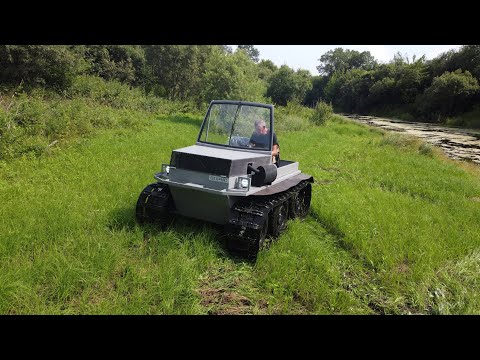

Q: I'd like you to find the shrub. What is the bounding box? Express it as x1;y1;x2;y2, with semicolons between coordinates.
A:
418;142;434;157
310;100;333;126
416;70;480;120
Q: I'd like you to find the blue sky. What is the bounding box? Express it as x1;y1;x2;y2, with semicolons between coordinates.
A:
231;45;462;75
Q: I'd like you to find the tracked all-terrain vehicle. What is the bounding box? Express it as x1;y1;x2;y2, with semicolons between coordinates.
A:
136;100;313;258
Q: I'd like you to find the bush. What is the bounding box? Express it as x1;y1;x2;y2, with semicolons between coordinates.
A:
68;75;204;116
310;101;333;126
418;142;434;157
68;75;145;109
275;102;313;132
416;70;480;120
0;76;208;161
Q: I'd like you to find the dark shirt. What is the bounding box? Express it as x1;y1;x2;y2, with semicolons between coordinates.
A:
249;131;278;149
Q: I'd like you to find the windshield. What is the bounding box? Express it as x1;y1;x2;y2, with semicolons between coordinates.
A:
198;103;273;151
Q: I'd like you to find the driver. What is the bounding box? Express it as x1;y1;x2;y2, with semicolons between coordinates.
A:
249;119;280;164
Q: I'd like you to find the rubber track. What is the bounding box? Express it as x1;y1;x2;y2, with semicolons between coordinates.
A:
136;183;172;226
225;179;311;258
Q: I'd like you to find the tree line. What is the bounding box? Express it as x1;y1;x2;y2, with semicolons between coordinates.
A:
314;46;480;125
1;45;479;126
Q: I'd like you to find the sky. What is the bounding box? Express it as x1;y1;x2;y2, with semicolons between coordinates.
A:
232;45;462;75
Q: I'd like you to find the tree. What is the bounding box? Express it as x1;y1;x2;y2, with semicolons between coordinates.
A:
74;45;146;86
237;45;260;63
394;57;428;104
303;75;329;107
427;46;480;81
324;69;373;113
201;46;265;103
368;77;399;109
0;45;83;89
219;45;233;54
266;65;312;106
317;48;377;76
416;70;480;119
143;45;214;101
257;59;278;81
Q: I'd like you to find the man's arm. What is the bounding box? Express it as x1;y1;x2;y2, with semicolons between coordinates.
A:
272;144;279;156
248;133;256;147
272;132;279;156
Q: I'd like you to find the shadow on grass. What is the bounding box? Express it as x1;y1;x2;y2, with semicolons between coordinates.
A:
309;209;379;273
106;205;255;264
310;207;374;255
163;114;203;128
107;206;138;232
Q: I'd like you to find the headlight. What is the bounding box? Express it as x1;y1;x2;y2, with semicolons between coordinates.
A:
161;164;174;176
237;177;250;190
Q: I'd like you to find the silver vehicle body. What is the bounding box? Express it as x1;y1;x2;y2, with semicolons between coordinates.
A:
153;100;310;225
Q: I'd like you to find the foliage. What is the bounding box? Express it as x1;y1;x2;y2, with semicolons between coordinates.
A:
0;76;204;161
310;100;333;125
266;66;313;106
0;45;84;89
219;45;233;54
303;75;329;107
368;76;399;108
143;45;215;101
237;45;260;63
2;45;480;128
201;47;266;103
317;48;377;76
416;70;480;120
74;45;147;86
324;69;373;113
428;45;480;80
257;59;278;81
274;102;313;132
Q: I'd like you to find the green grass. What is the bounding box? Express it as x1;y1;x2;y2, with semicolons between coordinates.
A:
1;112;479;314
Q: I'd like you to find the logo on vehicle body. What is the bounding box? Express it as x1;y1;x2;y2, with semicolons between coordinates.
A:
209;175;228;183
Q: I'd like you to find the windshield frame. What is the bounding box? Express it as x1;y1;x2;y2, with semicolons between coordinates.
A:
196;100;274;152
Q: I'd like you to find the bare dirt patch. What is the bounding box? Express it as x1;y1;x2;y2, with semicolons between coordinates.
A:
199;286;253;315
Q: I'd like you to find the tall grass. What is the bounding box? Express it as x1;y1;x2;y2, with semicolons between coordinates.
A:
274;102;313;133
1;105;479;314
0;76;204;162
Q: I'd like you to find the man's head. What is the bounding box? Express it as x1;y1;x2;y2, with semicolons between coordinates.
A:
254;119;268;134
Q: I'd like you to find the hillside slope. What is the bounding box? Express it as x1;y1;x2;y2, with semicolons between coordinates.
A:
1;114;479;314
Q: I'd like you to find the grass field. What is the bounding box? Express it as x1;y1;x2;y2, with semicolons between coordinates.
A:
1;113;479;314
